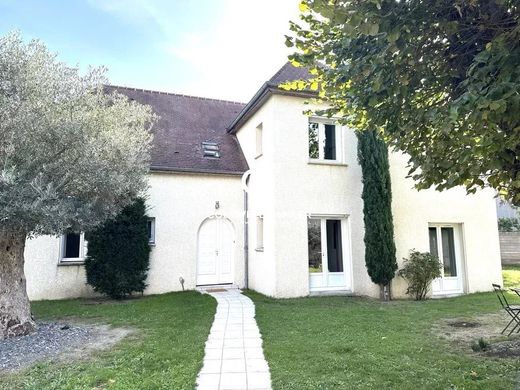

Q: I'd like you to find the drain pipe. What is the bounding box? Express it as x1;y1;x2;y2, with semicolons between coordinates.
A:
241;170;251;290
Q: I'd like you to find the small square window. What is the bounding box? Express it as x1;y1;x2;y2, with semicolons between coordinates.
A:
256;123;263;158
256;216;264;251
60;233;86;262
147;218;156;244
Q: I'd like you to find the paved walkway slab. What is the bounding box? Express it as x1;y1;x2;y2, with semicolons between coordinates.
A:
196;288;272;390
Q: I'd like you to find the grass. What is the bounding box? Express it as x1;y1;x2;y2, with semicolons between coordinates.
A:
503;264;520;288
248;291;520;389
0;291;216;390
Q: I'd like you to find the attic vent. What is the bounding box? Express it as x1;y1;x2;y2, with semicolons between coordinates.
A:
202;141;220;158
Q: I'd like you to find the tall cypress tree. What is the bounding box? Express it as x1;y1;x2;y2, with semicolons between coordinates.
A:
357;130;397;300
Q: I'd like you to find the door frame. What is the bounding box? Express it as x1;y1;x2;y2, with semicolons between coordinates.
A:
429;223;466;296
307;213;353;292
196;215;235;286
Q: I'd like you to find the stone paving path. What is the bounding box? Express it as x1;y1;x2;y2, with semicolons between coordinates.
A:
196;288;272;390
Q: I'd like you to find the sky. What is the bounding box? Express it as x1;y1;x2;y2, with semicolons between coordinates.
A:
0;0;301;102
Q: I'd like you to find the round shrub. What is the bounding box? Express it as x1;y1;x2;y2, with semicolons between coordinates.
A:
398;250;442;300
85;198;151;299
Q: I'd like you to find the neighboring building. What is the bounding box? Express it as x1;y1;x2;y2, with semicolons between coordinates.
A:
24;63;503;301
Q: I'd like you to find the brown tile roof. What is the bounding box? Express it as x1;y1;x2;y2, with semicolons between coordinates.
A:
227;62;315;133
106;86;249;175
268;62;313;86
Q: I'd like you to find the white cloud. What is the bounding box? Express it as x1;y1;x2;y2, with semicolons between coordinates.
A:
88;0;301;101
166;0;301;101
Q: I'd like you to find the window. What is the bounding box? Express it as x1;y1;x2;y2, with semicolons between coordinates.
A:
308;120;340;161
202;141;220;158
308;218;343;273
256;216;264;251
60;233;86;262
255;123;263;158
147;218;156;244
429;225;457;277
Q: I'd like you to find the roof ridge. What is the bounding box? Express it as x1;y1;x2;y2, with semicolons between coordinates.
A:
107;84;246;105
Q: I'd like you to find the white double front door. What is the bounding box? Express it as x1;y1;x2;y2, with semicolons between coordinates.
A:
429;224;464;295
197;217;234;286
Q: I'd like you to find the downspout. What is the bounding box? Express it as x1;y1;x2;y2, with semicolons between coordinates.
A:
244;189;249;289
241;170;251;290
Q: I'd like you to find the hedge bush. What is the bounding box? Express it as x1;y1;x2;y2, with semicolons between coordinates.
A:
85;198;151;299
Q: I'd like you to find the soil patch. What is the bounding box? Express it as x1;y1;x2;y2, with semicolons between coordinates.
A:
0;321;134;373
485;339;520;358
433;312;520;357
448;321;480;328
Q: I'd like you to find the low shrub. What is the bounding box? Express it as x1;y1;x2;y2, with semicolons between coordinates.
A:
471;338;490;352
398;250;442;300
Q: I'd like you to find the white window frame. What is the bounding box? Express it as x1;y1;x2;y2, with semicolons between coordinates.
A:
255;123;263;158
256;215;264;251
308;118;343;163
59;232;87;263
148;217;156;245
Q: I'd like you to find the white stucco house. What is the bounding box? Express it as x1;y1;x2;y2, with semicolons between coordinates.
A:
24;63;503;301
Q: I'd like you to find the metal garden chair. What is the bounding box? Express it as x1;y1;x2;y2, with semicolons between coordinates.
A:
492;284;520;336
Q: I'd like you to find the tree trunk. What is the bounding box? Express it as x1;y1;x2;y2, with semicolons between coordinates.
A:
0;229;35;339
379;283;391;301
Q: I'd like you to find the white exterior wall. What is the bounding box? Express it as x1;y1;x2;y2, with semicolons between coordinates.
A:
236;93;502;298
25;236;94;301
145;173;244;294
237;94;366;298
24;93;502;301
236;102;278;296
24;172;245;301
390;151;503;297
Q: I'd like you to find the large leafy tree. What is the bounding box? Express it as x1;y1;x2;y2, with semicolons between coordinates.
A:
286;0;520;204
357;130;397;300
0;32;155;338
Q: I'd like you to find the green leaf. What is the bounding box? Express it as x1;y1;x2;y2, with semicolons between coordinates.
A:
369;23;380;36
387;30;400;43
489;101;501;111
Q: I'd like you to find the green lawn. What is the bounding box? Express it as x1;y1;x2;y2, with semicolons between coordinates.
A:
248;291;520;389
503;264;520;289
0;292;216;390
3;266;520;390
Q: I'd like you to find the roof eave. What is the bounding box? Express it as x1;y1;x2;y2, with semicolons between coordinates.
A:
226;83;318;134
150;165;246;176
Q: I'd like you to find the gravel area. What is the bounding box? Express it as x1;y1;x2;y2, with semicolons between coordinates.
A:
0;322;132;372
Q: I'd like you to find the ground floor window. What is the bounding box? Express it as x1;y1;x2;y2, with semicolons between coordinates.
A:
60;233;86;262
147;217;156;244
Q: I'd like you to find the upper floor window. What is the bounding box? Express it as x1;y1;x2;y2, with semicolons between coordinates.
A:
256;215;264;251
255;123;263;158
308;120;341;162
60;232;86;262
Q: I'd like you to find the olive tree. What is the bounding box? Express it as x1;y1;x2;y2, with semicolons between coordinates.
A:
0;32;155;338
286;0;520;204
